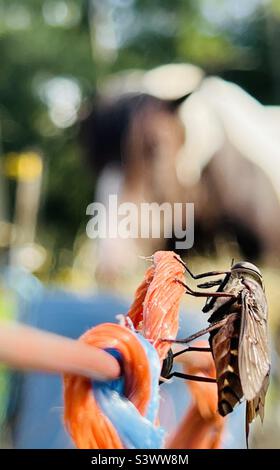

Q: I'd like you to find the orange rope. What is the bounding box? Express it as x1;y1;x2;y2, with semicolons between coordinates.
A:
63;252;226;449
64;323;152;449
128;251;186;362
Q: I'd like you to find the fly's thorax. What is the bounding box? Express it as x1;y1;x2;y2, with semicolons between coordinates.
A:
204;272;243;319
233;269;267;319
240;272;264;292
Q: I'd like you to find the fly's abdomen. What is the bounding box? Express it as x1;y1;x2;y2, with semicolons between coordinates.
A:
211;312;243;417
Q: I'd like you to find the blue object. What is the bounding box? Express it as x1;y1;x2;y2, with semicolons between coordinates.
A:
93;337;164;449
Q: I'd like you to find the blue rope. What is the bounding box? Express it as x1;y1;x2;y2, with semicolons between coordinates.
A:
92;335;165;449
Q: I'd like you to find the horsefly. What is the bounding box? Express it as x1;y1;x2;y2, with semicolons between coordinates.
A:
164;258;270;442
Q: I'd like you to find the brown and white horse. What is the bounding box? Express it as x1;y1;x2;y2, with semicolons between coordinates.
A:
80;64;280;279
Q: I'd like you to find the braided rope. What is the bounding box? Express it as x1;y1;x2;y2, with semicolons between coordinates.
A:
63;251;224;449
64;323;164;449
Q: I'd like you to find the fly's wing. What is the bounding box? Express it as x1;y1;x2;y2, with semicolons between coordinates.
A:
238;285;270;401
246;373;270;447
246;373;270;425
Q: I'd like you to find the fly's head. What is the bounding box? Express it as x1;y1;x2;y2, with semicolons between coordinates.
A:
231;261;264;289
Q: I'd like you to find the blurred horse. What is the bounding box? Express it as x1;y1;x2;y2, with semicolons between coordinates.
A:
80;64;280;279
80;92;188;278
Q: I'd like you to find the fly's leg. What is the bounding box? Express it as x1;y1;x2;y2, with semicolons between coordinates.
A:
174;256;230;280
197;279;224;289
175;278;236;299
162;318;228;344
173;346;211;359
165;372;216;383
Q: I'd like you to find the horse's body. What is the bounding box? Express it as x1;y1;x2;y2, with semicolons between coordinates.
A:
80;67;280;277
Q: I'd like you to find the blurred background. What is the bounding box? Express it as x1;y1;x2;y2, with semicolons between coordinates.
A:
1;0;280;449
